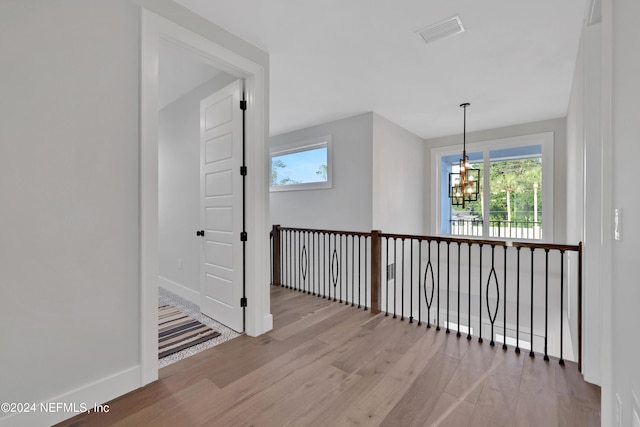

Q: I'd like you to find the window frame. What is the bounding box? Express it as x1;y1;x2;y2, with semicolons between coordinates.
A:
431;132;554;242
269;135;332;192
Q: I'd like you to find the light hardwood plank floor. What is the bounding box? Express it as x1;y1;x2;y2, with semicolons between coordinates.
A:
58;286;600;427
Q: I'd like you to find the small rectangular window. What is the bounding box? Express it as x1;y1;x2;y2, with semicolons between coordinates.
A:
270;136;332;192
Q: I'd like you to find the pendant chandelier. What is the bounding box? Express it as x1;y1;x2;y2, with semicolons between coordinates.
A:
448;103;480;208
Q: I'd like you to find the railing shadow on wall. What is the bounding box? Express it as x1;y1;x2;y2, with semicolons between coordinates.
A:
270;225;582;370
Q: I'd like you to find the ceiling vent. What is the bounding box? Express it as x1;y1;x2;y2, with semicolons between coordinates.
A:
417;15;465;44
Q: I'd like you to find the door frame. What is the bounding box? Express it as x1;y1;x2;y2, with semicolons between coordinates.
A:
140;10;271;386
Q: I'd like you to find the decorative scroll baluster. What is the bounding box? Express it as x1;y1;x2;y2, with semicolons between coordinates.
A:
301;233;308;293
487;244;500;346
423;240;435;329
331;234;339;302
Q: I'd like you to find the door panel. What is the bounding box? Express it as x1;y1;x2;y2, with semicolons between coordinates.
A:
200;79;243;332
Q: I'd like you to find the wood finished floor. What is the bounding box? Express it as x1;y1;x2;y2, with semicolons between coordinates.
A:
58;286;600;427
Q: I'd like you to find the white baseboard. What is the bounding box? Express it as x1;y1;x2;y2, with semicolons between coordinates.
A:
263;313;273;333
158;275;200;305
0;365;141;427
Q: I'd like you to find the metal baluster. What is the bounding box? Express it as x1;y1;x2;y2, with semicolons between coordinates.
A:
478;243;483;343
559;250;565;365
315;232;319;296
418;240;421;326
410;239;414;324
457;241;461;337
343;234;347;304
393;238;398;319
468;242;472;340
364;237;368;311
503;246;508;350
323;233;327;298
544;248;550;361
351;235;355;307
516;246;521;353
357;236;361;308
386;237;389;316
446;241;451;333
338;234;342;302
401;238;405;321
530;247;535;358
287;230;291;289
296;230;299;291
436;241;441;331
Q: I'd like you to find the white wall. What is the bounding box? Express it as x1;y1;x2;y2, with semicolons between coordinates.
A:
372;113;425;234
424;118;568;242
609;0;640;425
158;73;236;300
0;0;141;417
566;12;604;386
270;113;374;232
0;1;268;425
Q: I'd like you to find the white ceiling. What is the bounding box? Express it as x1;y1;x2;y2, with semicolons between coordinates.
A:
174;0;588;139
159;39;223;109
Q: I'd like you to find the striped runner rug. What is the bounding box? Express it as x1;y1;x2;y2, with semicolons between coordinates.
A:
158;305;221;359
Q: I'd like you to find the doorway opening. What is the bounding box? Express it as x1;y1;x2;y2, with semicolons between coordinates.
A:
157;39;244;366
141;9;271;386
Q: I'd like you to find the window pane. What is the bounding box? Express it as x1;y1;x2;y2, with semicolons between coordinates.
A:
271;146;328;186
443;152;483;237
488;145;542;239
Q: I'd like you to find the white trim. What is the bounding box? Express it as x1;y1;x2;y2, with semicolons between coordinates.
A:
158;275;201;304
431;132;554;242
141;10;270;387
0;366;140;427
270;135;333;192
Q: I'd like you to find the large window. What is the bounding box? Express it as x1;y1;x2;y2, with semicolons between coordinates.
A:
270;135;332;192
433;133;553;241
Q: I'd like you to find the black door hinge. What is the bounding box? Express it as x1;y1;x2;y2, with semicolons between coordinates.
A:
240;100;247;111
240;297;247;307
240;231;247;242
240;166;247;176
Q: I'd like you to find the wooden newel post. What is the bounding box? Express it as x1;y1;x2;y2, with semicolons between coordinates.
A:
272;224;281;286
371;230;382;314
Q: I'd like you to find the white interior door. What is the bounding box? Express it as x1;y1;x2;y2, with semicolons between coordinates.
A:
200;79;244;332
